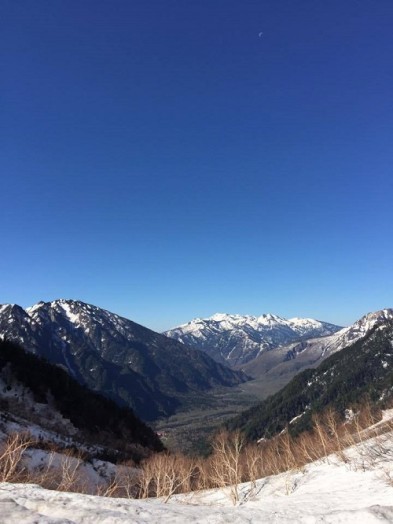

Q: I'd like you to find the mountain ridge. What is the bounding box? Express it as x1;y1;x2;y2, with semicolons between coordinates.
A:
164;312;342;367
226;313;393;441
245;308;393;375
0;300;246;421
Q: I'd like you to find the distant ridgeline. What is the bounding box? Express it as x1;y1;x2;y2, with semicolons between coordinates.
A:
164;312;342;368
0;339;164;459
226;320;393;440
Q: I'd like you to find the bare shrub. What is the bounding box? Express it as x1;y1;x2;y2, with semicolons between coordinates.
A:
324;408;347;462
108;461;139;498
242;443;262;490
139;452;196;502
280;431;298;471
28;451;58;489
2;404;392;503
261;437;281;476
193;457;212;492
209;430;245;504
296;430;319;465
56;449;85;492
312;414;332;462
0;432;32;482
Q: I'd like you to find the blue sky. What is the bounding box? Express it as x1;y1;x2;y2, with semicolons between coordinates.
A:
1;0;393;331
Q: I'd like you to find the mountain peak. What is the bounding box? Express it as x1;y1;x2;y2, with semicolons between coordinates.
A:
164;313;342;367
360;308;393;323
0;303;28;319
210;313;234;322
347;308;393;336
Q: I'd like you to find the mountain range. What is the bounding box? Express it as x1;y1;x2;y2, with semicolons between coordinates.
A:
2;300;392;433
164;313;342;367
164;310;393;407
227;310;393;440
0;300;245;421
241;308;393;378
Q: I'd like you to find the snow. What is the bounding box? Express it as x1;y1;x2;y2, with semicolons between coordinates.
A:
168;313;338;336
59;339;77;379
279;308;393;364
26;302;45;315
0;463;391;523
289;412;304;424
164;311;343;367
1;432;393;523
167;309;393;363
210;313;233;322
57;302;81;325
21;448;119;494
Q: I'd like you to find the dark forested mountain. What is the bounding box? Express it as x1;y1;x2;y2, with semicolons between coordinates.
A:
164;313;341;367
227;315;393;441
0;339;163;460
0;300;246;421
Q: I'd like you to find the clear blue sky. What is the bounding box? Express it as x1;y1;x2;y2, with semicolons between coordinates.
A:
1;0;393;331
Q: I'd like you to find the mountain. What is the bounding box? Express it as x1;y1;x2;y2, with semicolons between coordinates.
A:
164;313;341;367
0;338;164;461
242;308;393;378
0;300;246;421
227;311;393;441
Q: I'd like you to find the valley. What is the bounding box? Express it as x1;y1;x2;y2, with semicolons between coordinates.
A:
1;300;393;523
1;301;392;456
153;375;294;455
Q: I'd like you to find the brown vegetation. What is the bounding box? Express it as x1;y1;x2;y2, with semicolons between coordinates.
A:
1;403;393;504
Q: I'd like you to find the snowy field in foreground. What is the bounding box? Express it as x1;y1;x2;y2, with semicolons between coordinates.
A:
1;447;393;524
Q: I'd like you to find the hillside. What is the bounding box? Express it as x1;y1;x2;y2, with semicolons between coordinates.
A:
227;318;393;440
2;423;393;522
0;300;246;421
0;339;163;460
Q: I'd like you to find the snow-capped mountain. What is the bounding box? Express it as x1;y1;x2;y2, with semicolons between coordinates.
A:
242;308;393;379
164;313;342;367
0;300;245;420
229;309;393;441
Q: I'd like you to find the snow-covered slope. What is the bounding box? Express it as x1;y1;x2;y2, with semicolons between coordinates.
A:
0;366;142;497
2;427;393;523
164;313;341;367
